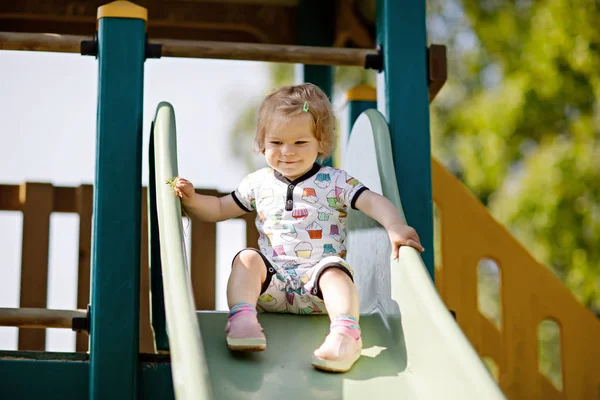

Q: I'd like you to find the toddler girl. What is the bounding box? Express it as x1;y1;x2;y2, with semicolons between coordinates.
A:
173;83;423;372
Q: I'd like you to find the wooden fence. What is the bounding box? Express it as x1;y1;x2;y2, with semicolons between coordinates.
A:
0;182;257;353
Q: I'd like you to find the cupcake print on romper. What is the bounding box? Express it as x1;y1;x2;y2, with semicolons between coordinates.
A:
339;244;347;259
260;188;274;206
329;224;342;242
273;245;286;260
346;177;360;187
294;242;313;259
326;188;344;208
281;224;298;241
270;209;283;225
282;261;299;277
306;222;323;239
317;206;334;221
314;173;331;189
301;188;319;204
322;243;336;256
292;205;308;221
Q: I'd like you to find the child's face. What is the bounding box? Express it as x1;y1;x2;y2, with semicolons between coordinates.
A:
263;113;320;180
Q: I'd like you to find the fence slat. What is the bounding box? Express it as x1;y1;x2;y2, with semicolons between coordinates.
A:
75;184;93;352
18;182;53;351
191;219;216;310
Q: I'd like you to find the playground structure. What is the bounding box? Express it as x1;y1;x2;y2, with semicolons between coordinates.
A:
0;1;599;399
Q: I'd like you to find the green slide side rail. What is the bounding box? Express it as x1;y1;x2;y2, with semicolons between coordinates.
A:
344;109;505;399
150;102;213;400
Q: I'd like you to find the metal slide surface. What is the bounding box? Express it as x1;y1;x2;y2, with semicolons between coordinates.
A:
152;103;505;399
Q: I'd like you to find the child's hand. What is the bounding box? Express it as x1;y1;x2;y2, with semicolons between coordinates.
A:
169;177;195;201
387;222;424;259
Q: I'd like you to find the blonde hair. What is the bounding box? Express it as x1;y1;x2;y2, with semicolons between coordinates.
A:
255;83;336;160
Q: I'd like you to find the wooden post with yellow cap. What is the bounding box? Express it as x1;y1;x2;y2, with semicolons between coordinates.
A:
347;84;378;132
89;2;147;399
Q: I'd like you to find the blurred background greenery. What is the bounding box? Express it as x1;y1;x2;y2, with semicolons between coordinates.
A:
428;0;599;319
429;1;598;387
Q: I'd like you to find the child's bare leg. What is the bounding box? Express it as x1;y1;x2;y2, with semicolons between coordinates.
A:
313;267;362;372
317;268;359;321
225;250;268;352
227;250;267;307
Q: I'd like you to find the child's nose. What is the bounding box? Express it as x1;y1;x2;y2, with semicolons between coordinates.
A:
282;145;295;155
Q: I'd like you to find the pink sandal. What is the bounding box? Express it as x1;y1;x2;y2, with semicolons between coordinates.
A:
225;313;266;352
312;330;362;372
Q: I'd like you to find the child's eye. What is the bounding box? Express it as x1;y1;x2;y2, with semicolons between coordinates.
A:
270;141;282;145
296;141;307;145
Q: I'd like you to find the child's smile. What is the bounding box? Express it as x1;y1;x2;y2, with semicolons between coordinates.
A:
264;113;320;180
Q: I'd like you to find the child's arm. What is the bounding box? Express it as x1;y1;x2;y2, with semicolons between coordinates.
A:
172;177;246;223
354;190;424;259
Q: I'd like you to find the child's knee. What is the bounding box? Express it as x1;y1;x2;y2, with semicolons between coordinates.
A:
234;250;261;267
319;266;354;287
232;250;267;277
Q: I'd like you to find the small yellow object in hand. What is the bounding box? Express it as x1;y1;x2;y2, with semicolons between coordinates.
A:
166;177;177;188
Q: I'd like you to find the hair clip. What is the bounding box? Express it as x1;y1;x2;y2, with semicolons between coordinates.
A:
303;101;309;112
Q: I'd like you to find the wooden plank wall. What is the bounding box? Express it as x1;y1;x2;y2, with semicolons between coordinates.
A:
0;183;254;353
432;159;600;400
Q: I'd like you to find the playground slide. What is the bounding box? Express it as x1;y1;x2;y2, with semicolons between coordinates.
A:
152;103;505;399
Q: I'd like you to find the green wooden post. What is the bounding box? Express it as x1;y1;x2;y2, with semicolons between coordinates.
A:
376;0;435;280
297;0;335;166
89;2;147;399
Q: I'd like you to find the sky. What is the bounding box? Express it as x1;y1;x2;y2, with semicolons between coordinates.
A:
0;50;274;351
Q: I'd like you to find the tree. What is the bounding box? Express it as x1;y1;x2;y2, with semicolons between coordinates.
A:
428;0;600;315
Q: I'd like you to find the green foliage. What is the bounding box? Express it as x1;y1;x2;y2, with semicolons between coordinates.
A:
428;0;600;316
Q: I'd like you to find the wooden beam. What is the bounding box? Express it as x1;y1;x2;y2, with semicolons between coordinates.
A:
0;308;86;329
160;38;378;66
0;184;20;211
0;184;81;213
0;32;82;53
0;32;379;67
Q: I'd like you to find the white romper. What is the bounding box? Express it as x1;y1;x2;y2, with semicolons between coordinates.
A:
232;163;368;314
